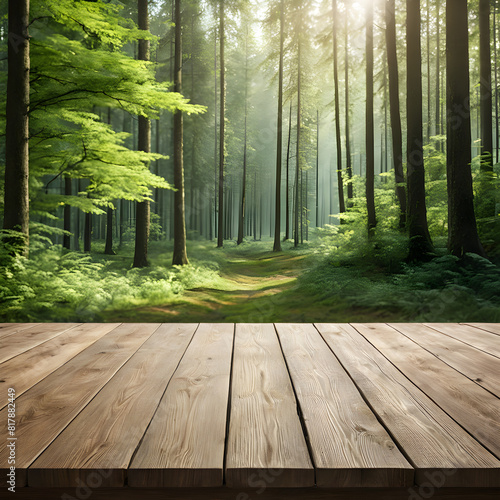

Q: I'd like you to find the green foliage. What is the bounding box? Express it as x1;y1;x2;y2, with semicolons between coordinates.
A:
0;236;229;322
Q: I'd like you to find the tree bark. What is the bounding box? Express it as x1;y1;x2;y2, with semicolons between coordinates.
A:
284;101;292;240
385;0;406;228
217;0;225;248
435;0;441;148
494;0;499;164
63;177;71;250
345;8;353;203
294;39;301;248
273;0;284;252
333;0;345;216
480;0;493;169
407;0;433;261
133;0;151;268
316;110;320;226
172;0;189;265
446;0;485;258
3;0;30;254
238;28;250;246
365;0;376;235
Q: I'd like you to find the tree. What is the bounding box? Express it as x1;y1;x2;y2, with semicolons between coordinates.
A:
238;26;250;246
172;0;189;265
133;0;152;268
385;0;406;228
273;0;284;252
406;0;433;260
332;0;345;217
446;0;485;257
217;0;225;248
345;4;353;204
365;0;376;235
3;0;30;254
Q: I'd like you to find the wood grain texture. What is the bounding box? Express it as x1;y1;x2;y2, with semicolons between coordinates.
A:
390;323;500;397
315;323;500;487
9;488;500;500
0;323;79;363
352;324;500;460
425;323;500;358
0;323;120;409
128;324;234;488
28;324;198;488
225;324;314;488
465;323;500;337
0;323;159;487
0;323;38;340
275;323;413;488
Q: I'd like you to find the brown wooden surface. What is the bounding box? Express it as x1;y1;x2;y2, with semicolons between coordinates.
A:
0;323;120;409
29;324;198;488
315;323;500;487
275;323;413;488
225;324;314;488
391;323;500;397
0;323;78;363
0;323;38;340
1;322;499;493
465;323;500;336
128;324;234;488
352;323;500;460
424;323;500;358
0;323;159;487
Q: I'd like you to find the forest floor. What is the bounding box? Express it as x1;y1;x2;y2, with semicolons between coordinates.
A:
102;240;405;323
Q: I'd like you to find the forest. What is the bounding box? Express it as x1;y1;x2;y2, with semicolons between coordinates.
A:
1;0;500;323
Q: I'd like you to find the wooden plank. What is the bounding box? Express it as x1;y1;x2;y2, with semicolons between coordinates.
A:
275;323;413;488
9;488;500;500
225;324;314;488
390;323;500;397
0;323;79;363
0;323;159;488
28;324;198;488
424;323;500;359
128;323;234;488
0;323;120;409
0;323;39;340
352;324;500;460
315;323;500;487
465;323;500;337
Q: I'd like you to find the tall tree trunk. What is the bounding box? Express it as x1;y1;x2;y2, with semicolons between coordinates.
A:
365;0;376;235
133;0;151;268
316;110;320;226
63;177;71;250
238;29;249;246
273;0;284;252
217;0;225;248
435;0;441;149
494;0;499;164
480;0;493;170
84;202;92;253
172;0;189;265
294;40;301;248
426;0;431;142
407;0;433;261
385;0;407;228
446;0;485;257
345;7;353;203
74;180;81;250
212;26;218;241
285;101;292;240
333;0;345;216
3;0;30;254
104;108;115;255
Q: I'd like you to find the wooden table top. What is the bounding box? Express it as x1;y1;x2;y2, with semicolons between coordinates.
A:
0;322;499;499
